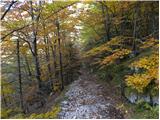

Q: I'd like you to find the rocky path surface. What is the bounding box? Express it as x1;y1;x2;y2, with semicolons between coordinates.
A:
58;69;124;119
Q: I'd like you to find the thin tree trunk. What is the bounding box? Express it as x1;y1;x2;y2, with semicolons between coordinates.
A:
44;36;52;89
30;1;42;89
50;39;57;79
120;6;124;36
151;3;156;38
56;19;64;90
17;39;24;112
132;3;138;56
105;8;110;40
1;0;17;20
33;38;42;89
101;2;110;40
24;55;32;76
101;4;107;35
69;47;73;83
1;86;8;107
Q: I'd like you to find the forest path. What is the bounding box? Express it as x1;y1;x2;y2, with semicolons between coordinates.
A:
58;68;124;119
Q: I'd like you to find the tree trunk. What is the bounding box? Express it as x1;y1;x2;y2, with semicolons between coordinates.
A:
1;86;8;107
56;20;64;91
50;39;57;79
101;3;110;40
69;47;73;83
33;38;42;89
132;3;139;56
17;39;24;112
30;1;42;90
44;36;52;89
24;55;32;77
120;6;125;36
101;4;107;34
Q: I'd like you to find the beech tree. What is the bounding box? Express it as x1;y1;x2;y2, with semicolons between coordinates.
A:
1;1;158;119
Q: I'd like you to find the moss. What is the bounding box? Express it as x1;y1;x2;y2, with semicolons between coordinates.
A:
1;108;25;119
1;109;13;119
10;113;25;119
29;105;61;119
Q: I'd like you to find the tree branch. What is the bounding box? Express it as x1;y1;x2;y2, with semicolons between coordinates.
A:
1;2;78;41
1;0;17;20
44;2;78;20
16;32;35;56
1;24;30;41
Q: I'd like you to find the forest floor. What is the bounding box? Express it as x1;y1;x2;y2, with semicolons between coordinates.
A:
57;68;124;119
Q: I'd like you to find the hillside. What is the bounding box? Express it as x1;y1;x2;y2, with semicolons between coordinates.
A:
1;1;159;119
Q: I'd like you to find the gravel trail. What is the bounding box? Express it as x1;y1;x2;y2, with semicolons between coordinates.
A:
58;69;124;119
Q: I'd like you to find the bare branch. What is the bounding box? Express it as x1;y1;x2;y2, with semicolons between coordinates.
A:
1;0;17;20
1;2;78;40
1;24;30;41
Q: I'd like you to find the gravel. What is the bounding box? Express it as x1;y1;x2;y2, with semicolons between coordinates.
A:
58;70;123;119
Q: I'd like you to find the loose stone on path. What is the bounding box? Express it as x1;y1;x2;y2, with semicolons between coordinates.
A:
58;69;124;119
